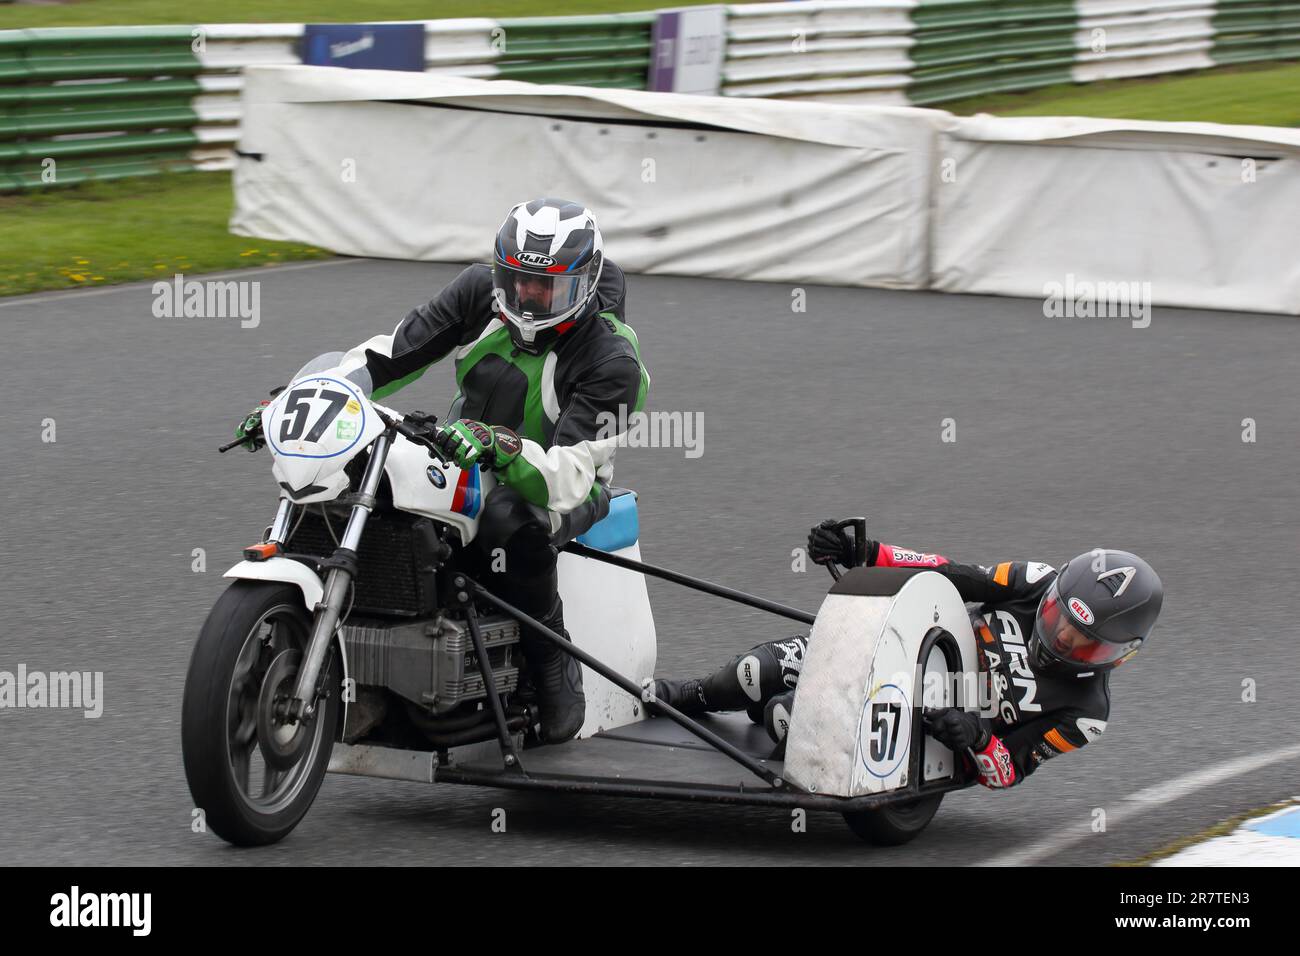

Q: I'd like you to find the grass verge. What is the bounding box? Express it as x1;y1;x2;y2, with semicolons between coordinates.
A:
2;171;330;297
0;0;687;29
943;62;1300;127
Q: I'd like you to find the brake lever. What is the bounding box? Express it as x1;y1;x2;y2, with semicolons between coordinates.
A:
383;409;452;465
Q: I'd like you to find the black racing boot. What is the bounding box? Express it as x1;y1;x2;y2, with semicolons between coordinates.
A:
651;678;709;715
764;689;797;759
764;689;796;745
520;597;586;744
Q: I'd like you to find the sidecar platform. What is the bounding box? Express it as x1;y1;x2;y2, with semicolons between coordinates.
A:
426;711;967;813
442;711;784;794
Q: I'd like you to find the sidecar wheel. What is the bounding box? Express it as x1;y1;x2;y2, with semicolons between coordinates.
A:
842;793;944;847
182;581;341;847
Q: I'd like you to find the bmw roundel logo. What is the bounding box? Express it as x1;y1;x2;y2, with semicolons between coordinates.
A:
426;465;446;489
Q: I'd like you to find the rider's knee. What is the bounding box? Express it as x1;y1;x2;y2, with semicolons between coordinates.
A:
476;484;552;566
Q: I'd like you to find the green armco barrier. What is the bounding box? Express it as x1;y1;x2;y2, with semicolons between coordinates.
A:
909;0;1077;104
1;129;197;160
0;26;208;191
911;0;1078;30
495;13;656;32
0;149;198;191
494;13;654;91
0;77;201;106
495;54;651;81
0;104;199;139
1212;1;1300;64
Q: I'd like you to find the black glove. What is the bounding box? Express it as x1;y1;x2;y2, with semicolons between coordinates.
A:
923;707;990;751
807;518;877;568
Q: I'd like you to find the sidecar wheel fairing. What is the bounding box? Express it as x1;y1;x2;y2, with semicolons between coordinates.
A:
783;568;978;798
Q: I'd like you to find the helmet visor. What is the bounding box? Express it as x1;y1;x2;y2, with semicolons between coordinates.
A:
493;261;590;325
1034;581;1139;668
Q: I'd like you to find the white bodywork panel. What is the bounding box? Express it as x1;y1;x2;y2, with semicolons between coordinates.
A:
224;555;324;608
783;571;977;797
382;435;486;545
558;542;657;737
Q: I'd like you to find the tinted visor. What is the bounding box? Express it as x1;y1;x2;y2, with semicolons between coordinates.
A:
1034;581;1139;668
493;261;590;324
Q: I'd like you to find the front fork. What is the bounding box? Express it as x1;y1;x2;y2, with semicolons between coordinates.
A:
286;432;394;723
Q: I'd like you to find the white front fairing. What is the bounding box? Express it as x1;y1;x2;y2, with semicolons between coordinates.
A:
265;374;384;504
262;371;490;543
250;367;657;740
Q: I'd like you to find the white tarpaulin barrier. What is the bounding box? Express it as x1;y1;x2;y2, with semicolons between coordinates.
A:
230;65;942;289
931;114;1300;315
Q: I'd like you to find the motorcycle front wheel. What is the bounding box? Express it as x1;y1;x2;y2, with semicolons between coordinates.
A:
182;581;341;846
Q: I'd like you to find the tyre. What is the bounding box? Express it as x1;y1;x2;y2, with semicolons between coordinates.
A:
182;581;341;846
842;793;944;846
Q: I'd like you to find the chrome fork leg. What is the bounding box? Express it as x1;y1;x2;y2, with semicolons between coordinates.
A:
288;433;392;721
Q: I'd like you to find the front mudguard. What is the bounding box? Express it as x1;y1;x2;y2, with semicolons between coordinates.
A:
222;557;350;726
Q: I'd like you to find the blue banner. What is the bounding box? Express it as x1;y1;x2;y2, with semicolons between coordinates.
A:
301;24;425;72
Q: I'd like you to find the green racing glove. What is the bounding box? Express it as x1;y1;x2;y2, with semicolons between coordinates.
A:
235;400;271;452
433;419;523;471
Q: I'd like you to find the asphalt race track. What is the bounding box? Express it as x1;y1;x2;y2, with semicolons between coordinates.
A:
3;258;1297;866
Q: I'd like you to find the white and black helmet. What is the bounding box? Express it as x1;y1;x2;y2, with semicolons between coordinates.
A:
1030;549;1164;677
492;198;604;352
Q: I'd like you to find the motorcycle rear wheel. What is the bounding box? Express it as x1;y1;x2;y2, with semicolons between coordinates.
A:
182;581;340;846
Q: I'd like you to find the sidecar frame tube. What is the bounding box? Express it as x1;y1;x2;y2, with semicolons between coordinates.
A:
433;764;970;812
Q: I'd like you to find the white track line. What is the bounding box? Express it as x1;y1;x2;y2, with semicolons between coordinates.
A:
0;257;366;310
985;742;1300;866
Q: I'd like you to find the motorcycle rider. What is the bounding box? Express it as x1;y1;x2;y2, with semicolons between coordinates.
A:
655;521;1163;789
235;198;650;744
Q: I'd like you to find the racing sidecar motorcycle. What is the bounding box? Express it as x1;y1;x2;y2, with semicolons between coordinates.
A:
181;372;979;848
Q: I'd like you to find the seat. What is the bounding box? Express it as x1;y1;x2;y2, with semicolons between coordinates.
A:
577;488;639;552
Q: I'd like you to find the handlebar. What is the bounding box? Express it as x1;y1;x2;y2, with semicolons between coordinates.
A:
820;516;868;582
375;407;452;465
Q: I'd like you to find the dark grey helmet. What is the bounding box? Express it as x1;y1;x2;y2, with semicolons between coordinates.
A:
1029;550;1163;677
